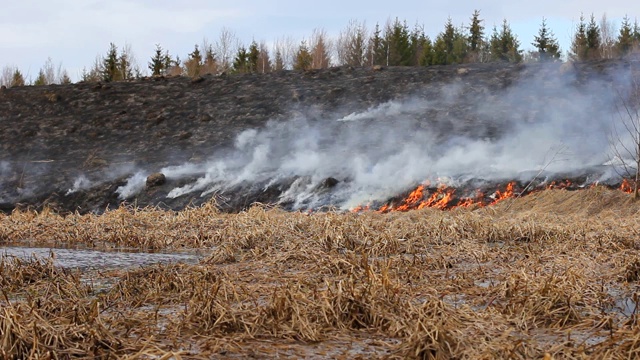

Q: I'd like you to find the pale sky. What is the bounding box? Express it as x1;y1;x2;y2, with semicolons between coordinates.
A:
1;1;639;81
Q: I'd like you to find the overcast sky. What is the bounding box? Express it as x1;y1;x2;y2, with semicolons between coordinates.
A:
1;1;639;81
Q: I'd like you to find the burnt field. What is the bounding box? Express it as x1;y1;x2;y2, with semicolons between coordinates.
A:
0;59;637;213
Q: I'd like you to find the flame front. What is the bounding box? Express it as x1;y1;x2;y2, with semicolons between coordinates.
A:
350;178;633;214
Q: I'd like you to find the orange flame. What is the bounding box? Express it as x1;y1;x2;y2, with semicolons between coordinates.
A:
547;179;572;190
491;182;516;205
621;179;633;194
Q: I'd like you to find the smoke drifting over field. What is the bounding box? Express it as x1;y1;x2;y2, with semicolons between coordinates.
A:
111;62;636;210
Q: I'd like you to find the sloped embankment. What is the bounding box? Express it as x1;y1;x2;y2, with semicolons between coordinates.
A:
0;60;631;213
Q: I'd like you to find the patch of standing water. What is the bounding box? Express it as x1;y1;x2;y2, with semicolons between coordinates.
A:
0;246;201;270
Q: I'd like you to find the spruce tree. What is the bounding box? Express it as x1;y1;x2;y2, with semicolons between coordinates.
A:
233;46;249;73
11;69;25;87
618;16;634;57
368;23;386;66
432;18;466;65
185;45;203;77
468;10;485;62
532;18;561;61
149;44;165;76
585;14;601;60
384;18;413;66
202;45;217;74
248;41;260;72
570;14;588;61
468;10;484;52
274;49;285;71
293;41;313;70
102;43;119;82
33;70;47;86
489;20;522;63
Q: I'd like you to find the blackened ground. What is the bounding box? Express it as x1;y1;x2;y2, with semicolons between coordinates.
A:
0;60;633;214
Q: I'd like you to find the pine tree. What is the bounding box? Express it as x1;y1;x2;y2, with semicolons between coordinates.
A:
467;10;485;62
418;36;434;66
293;41;313;70
409;24;427;66
468;10;484;52
233;46;249;73
384;18;413;66
149;44;165;76
489;20;522;63
532;18;561;61
585;14;601;60
618;15;634;57
248;41;260;72
274;49;285;71
257;42;272;73
60;70;72;84
202;44;217;74
367;23;386;66
11;69;25;87
570;14;588;61
118;46;134;80
184;45;203;77
33;69;47;86
102;43;119;82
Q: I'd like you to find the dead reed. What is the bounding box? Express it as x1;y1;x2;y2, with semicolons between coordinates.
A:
1;187;640;358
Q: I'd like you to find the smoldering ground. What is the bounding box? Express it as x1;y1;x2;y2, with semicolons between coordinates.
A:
1;61;637;212
113;62;633;210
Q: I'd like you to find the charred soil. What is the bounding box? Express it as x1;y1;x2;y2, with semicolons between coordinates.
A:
0;60;633;213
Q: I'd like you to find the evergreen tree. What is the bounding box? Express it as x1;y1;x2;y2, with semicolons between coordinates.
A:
33;69;47;86
257;42;272;73
102;43;119;82
467;10;484;62
384;18;413;66
202;44;217;74
248;41;260;72
570;14;588;61
233;46;249;73
367;23;386;66
418;37;434;66
60;70;72;84
618;15;634;57
468;10;484;53
293;41;313;70
11;69;25;87
489;20;522;63
409;24;428;66
634;19;640;44
274;49;285;71
118;50;133;80
149;44;165;76
585;14;601;60
184;44;203;77
532;18;561;61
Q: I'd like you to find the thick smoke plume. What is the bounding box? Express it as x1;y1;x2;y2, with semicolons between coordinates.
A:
107;63;639;210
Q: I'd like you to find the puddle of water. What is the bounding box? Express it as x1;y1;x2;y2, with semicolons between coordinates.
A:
0;246;201;270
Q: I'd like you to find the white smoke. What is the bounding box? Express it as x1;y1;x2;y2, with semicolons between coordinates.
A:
116;171;148;200
118;62;637;210
65;174;92;195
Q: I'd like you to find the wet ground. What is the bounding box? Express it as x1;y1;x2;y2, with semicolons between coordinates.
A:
0;246;202;269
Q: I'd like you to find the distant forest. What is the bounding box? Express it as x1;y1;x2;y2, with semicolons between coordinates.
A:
2;11;640;87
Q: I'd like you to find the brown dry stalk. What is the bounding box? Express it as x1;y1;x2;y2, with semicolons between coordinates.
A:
1;187;640;358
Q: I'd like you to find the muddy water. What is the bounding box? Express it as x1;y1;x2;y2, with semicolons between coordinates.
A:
0;246;201;270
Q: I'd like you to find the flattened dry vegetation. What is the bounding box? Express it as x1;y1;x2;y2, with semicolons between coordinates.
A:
2;187;640;359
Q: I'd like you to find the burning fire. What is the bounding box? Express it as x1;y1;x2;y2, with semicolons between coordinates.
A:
351;178;637;213
620;179;633;194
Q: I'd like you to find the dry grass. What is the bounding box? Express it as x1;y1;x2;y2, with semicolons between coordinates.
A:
2;187;640;358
